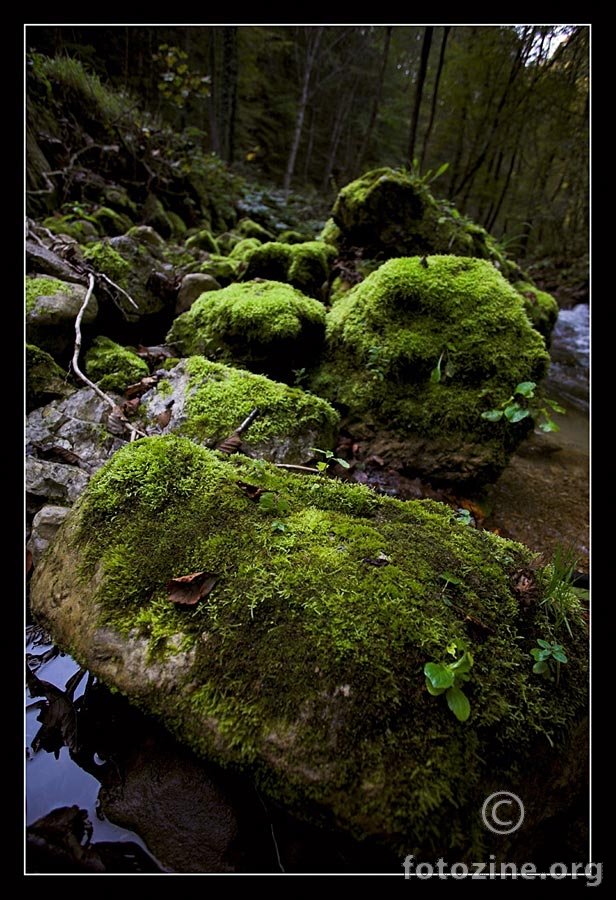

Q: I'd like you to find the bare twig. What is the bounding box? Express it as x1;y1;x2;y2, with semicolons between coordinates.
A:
235;407;259;436
71;273;146;441
98;272;139;311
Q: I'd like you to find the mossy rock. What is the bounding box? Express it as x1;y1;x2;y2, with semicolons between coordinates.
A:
90;206;134;237
308;255;551;488
236;217;275;241
513;281;560;344
241;241;337;300
26;343;75;413
25;275;99;363
29;433;589;863
323;167;526;285
139;356;340;464
166;280;327;382
84;336;150;393
185;229;220;254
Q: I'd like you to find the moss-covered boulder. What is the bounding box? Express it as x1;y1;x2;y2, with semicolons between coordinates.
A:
84;336;150;394
26;275;99;363
139;357;339;465
308;255;552;489
29;434;589;864
26;343;75;413
166;280;327;382
241;240;337;300
322;167;524;284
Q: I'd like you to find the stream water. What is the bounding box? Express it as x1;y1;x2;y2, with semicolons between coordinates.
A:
24;303;590;873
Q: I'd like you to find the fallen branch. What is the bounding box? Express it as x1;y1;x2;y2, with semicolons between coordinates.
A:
71;273;146;442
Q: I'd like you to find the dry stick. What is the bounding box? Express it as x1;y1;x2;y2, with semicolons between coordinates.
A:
71;273;146;442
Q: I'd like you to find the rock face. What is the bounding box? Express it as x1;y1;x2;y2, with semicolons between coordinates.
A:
29;433;589;865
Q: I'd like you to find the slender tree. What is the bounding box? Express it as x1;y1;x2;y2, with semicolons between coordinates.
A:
283;26;324;196
355;26;392;176
407;26;433;168
419;26;450;172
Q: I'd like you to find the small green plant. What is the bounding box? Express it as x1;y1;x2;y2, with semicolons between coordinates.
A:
310;447;351;474
292;367;308;387
365;344;389;381
438;571;464;604
430;343;457;383
409;159;450;188
530;638;568;685
540;543;587;638
258;491;291;531
424;639;473;722
481;381;565;433
453;508;473;526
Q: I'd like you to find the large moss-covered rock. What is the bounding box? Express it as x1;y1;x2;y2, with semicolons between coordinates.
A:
166;280;327;382
308;255;552;488
322;167;521;280
29;434;588;864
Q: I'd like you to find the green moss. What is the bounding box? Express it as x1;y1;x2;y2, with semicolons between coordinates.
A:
309;255;549;441
166;280;327;380
40;215;101;242
82;242;131;286
228;237;262;260
185;229;220;254
513;281;559;343
241;240;336;299
146;356;340;452
90;205;134;236
26;342;73;412
25;276;66;314
197;254;241;284
84;336;149;393
63;434;588;857
236;217;274;241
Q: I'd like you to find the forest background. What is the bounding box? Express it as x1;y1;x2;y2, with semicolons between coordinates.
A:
24;24;590;282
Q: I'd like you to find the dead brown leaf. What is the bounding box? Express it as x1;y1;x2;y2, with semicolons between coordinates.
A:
166;571;218;606
236;481;268;501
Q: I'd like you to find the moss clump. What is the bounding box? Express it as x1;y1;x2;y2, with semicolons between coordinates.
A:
26;343;73;412
308;255;551;486
185;229;220;254
25;276;66;314
236;217;275;241
325;167;514;272
228;238;263;261
143;356;339;461
166;280;327;382
241;240;336;300
82;242;131;286
36;433;587;860
196;254;241;285
513;281;560;343
90;206;134;236
84;336;149;393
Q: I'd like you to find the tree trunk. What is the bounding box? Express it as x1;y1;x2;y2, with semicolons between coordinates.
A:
419;26;450;172
283;26;324;197
407;26;433;168
355;26;392;176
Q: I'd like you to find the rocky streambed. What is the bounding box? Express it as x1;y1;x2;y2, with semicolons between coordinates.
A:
25;304;590;875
